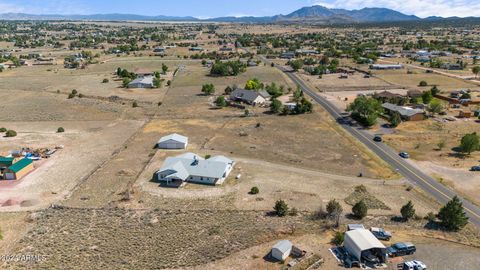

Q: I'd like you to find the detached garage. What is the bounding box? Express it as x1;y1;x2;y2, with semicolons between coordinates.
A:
344;229;387;264
157;134;188;149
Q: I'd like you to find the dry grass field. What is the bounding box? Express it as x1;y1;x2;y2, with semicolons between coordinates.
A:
373;69;480;92
3;207;324;270
1;21;480;269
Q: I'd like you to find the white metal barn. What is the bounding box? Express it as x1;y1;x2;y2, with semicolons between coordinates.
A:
157;134;188;149
271;240;293;261
344;229;387;263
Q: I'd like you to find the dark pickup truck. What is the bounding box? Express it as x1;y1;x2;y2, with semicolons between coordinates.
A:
387;242;416;257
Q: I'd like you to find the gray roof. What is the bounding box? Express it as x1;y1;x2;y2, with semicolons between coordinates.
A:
230;89;265;103
272;240;293;253
157;153;233;180
209;155;233;164
382;103;424;117
158;133;188;144
129;76;153;86
258;90;271;99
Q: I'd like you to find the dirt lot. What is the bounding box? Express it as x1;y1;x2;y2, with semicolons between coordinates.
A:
0;120;143;211
299;72;394;92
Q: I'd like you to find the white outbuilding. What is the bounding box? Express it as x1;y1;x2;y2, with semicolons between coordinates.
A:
157;134;188;149
271;240;293;261
344;229;387;264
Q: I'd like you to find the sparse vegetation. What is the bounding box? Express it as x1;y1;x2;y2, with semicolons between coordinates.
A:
201;83;215;95
438;196;469;231
274;199;289;217
5;130;17;137
352;200;368;219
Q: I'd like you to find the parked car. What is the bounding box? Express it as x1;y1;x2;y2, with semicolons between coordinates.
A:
387;242;416;257
402;260;427;270
373;135;383;142
370;227;392;240
471;166;480;171
399;152;410;159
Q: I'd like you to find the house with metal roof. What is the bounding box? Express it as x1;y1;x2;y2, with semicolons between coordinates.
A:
157;133;188;149
382;103;425;121
344;229;387;264
128;76;154;89
230;89;271;105
155;153;234;186
3;158;34;180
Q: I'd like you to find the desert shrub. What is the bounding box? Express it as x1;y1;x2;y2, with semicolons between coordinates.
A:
274;199;289;217
419;80;428;87
5;130;17;137
132;101;138;108
249;186;259;195
331;232;344;246
102;78;109;83
0;127;6;132
57;127;65;133
67;93;75;99
289;207;298;216
352;200;368;219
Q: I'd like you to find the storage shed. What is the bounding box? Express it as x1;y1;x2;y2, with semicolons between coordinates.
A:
271;240;293;261
344;229;387;263
157;134;188;149
3;158;34;180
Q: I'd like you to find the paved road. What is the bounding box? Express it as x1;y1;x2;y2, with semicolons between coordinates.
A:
255;54;480;227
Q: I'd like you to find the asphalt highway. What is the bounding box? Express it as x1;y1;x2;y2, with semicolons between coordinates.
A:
256;54;480;227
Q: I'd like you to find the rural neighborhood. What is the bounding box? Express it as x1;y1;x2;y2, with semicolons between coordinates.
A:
0;1;480;269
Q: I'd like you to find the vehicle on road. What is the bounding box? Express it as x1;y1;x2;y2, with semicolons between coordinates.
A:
373;135;383;142
399;152;410;159
387;242;416;257
471;166;480;171
370;227;392;240
402;260;427;270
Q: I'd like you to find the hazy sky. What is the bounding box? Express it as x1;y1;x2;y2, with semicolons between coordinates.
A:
0;0;479;18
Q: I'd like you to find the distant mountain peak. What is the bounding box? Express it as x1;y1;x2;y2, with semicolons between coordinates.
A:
0;5;424;23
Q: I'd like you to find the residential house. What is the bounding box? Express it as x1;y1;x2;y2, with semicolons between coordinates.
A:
369;64;403;70
155;153;234;186
382;103;425;121
189;47;204;52
280;52;295;59
128;76;154;88
157;133;188;149
230;89;271;105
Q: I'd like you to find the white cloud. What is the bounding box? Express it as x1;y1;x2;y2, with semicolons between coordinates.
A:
311;0;480;18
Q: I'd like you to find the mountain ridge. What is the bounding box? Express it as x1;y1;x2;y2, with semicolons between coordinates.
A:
0;5;461;23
